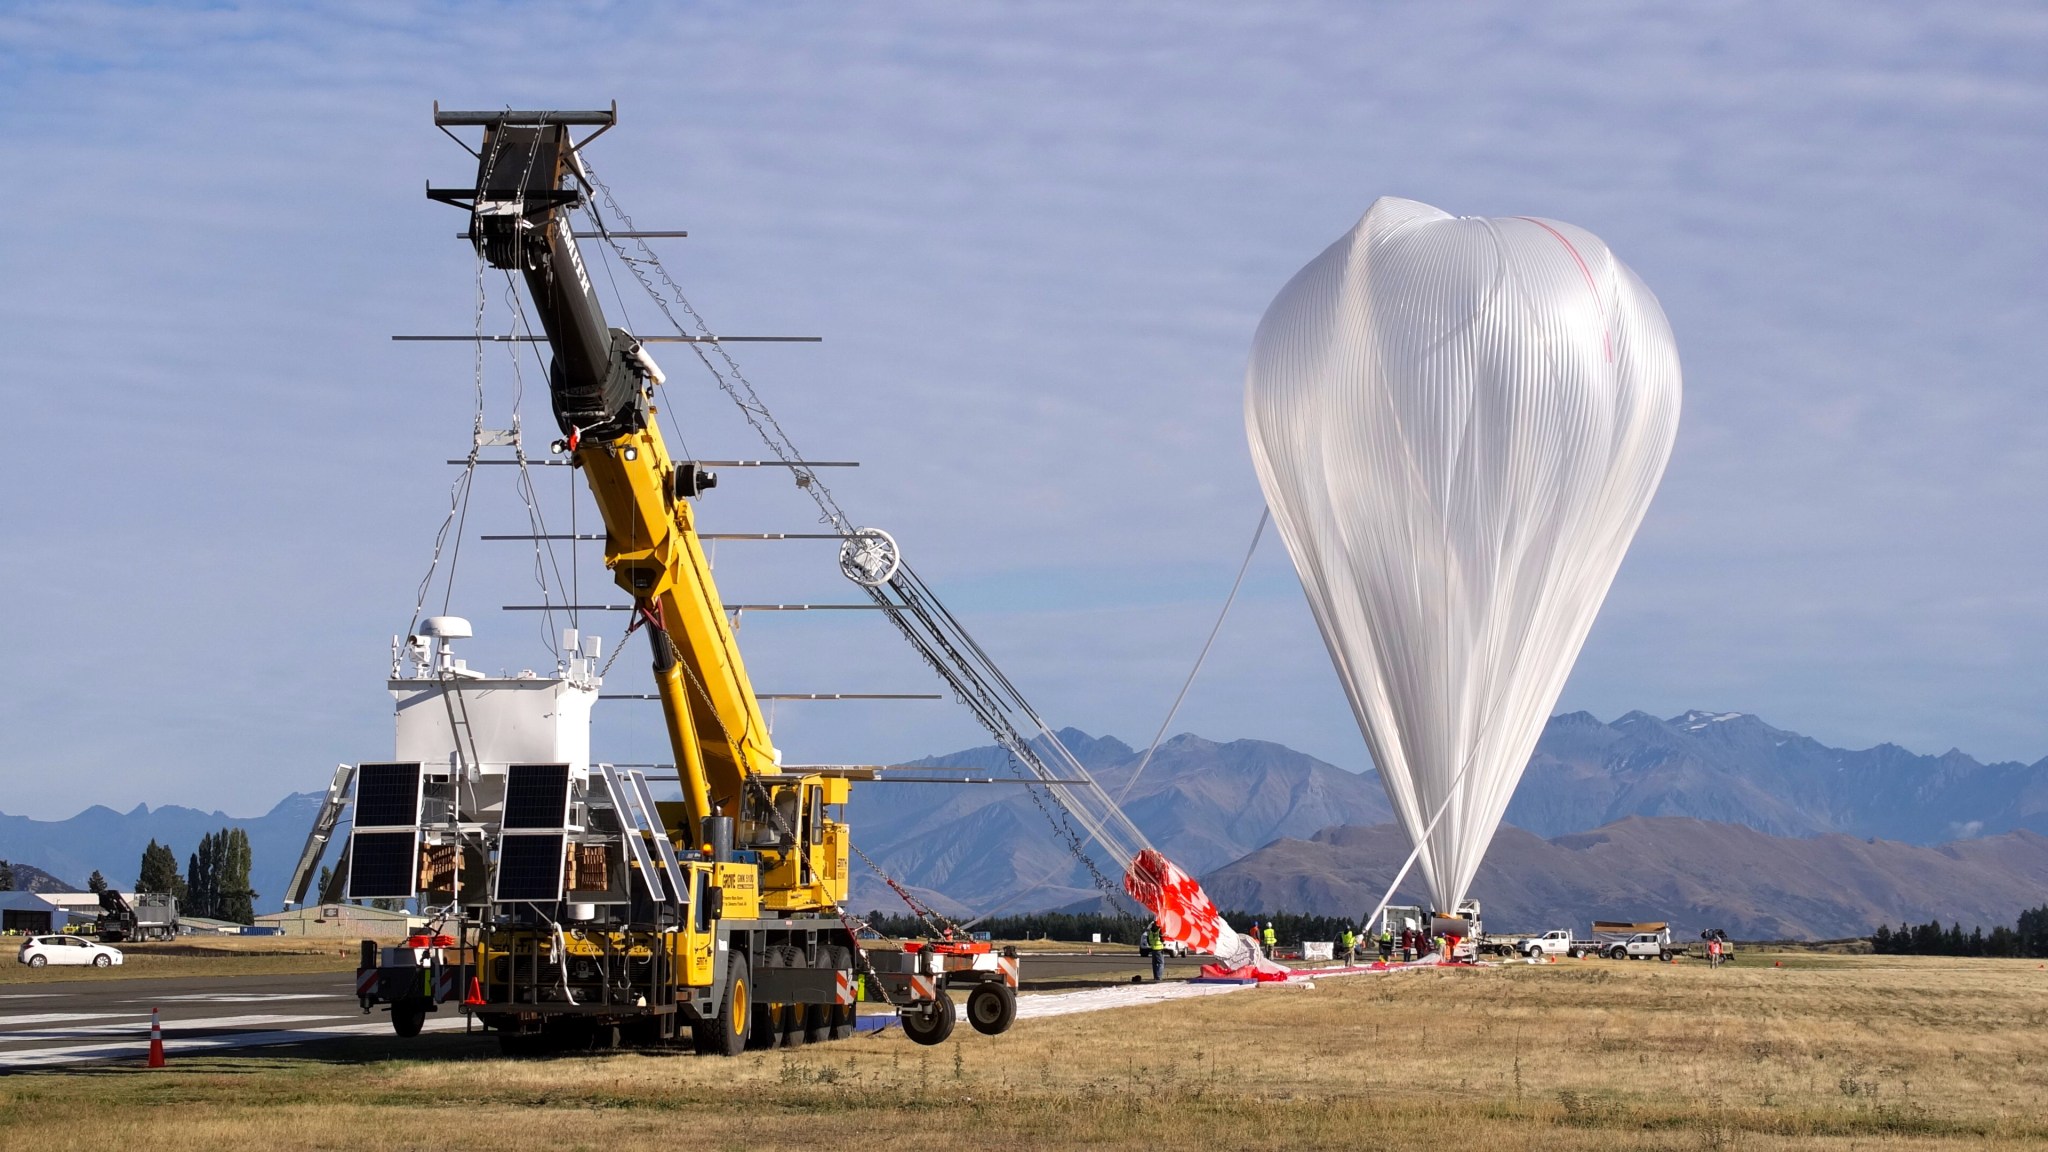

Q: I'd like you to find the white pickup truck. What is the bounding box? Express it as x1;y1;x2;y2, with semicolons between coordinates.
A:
1503;929;1599;959
1605;929;1674;960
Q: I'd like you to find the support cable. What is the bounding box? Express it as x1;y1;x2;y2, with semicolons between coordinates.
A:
1116;508;1268;804
578;163;1167;913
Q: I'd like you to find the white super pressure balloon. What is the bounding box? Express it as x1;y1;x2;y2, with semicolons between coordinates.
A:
1245;197;1681;913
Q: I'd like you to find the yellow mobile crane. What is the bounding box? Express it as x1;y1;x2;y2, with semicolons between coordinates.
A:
433;105;844;920
319;106;1018;1055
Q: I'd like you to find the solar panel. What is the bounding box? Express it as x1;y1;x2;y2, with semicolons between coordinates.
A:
503;764;572;830
495;834;567;902
346;830;418;900
355;762;424;829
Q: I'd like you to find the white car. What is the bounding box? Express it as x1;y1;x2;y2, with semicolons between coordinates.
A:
17;934;124;968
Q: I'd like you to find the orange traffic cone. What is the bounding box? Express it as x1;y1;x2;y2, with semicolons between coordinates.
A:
463;976;485;1007
147;1007;165;1068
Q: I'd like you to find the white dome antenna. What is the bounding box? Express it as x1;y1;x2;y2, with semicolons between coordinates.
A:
419;616;473;640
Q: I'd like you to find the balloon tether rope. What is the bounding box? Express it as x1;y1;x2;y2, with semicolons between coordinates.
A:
1117;508;1269;804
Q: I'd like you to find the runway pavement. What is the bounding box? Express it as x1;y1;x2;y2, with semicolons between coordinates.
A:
0;949;1207;1070
0;969;468;1071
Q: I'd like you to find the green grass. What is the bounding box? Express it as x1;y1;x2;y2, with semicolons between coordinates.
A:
4;952;2046;1149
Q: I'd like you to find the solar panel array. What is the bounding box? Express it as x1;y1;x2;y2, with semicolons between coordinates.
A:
494;764;574;903
347;762;424;900
348;831;418;899
495;834;569;902
503;763;572;829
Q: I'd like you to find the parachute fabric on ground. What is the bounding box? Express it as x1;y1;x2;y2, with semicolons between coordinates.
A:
1126;849;1274;973
1244;196;1681;914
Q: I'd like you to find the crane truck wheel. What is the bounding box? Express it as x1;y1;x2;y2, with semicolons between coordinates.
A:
777;1003;807;1048
748;1001;782;1050
965;982;1016;1036
900;999;956;1046
392;1004;427;1038
698;956;750;1057
804;1002;832;1044
748;951;787;1050
829;1002;857;1041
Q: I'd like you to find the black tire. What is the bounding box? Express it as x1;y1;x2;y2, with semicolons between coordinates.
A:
777;1003;806;1049
804;1002;831;1044
748;1001;779;1050
93;954;112;968
829;1002;856;1042
749;950;785;1050
901;1000;955;1046
965;982;1016;1036
699;955;750;1057
27;955;46;969
392;1004;427;1038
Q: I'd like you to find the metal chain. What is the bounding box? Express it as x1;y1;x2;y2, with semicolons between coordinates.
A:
832;909;907;1010
851;843;956;939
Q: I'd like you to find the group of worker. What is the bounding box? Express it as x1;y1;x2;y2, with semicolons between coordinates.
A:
1139;917;1453;980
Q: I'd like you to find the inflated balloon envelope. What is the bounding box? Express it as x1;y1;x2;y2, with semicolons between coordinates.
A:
1245;196;1681;915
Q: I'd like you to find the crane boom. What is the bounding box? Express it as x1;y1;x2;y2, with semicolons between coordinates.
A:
430;108;826;909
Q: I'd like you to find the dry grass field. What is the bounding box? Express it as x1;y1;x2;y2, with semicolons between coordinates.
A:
0;937;360;984
4;952;2046;1150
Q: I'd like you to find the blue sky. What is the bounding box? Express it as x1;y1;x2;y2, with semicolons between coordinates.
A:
1;2;2044;818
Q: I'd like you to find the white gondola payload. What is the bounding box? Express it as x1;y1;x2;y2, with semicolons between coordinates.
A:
1244;197;1681;915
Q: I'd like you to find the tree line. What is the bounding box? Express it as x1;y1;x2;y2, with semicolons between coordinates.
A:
1870;905;2048;957
135;828;259;924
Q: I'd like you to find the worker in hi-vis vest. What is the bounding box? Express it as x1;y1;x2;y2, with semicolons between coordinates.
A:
1339;926;1357;964
1261;921;1278;955
1378;927;1393;961
1145;922;1167;982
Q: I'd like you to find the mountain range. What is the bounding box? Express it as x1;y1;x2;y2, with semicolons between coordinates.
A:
850;711;2048;920
0;793;326;910
1511;710;2048;842
1;861;79;894
1203;819;2048;940
3;709;2045;937
844;729;1392;915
